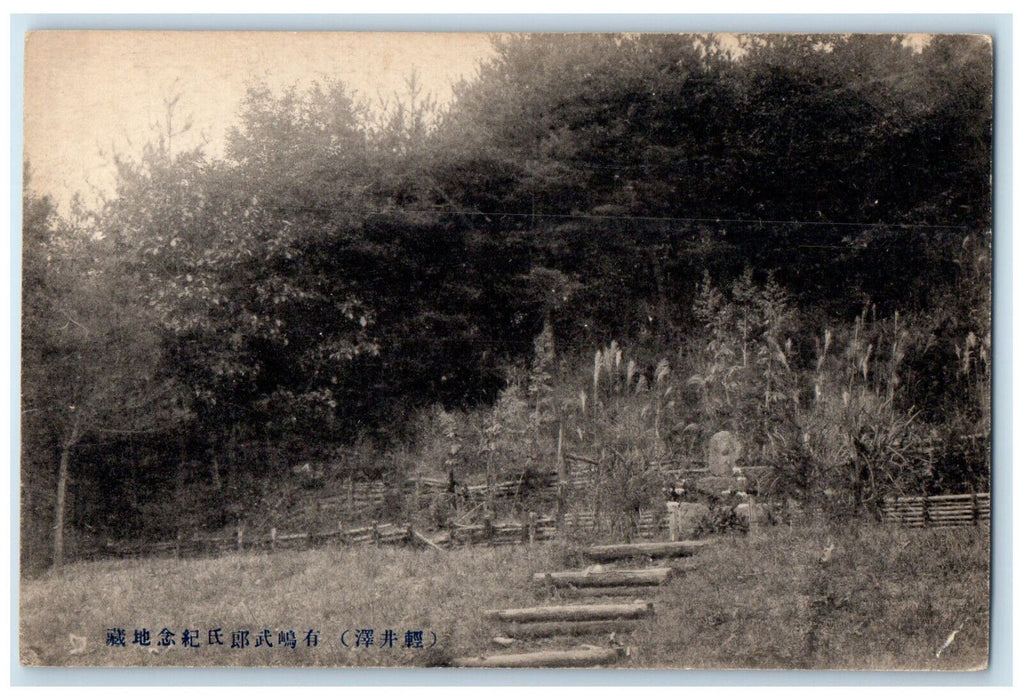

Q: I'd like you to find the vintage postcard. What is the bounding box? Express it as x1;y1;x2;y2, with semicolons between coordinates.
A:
19;30;992;670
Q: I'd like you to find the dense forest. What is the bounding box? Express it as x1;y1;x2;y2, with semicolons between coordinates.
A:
21;34;992;572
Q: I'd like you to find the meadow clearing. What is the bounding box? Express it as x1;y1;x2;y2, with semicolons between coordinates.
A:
19;520;989;670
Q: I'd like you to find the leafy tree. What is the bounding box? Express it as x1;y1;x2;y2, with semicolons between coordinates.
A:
436;33;991;325
101;89;379;512
22;34;992;557
22;177;184;570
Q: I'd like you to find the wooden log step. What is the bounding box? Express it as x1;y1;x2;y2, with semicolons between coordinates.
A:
452;646;625;668
485;601;653;623
585;540;711;561
499;619;639;639
533;567;673;588
555;585;665;599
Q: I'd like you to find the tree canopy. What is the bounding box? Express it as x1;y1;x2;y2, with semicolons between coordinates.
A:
21;33;992;570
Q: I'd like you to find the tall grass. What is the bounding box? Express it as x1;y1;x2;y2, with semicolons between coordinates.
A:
20;543;564;667
21;521;989;670
121;268;990;551
633;522;989;670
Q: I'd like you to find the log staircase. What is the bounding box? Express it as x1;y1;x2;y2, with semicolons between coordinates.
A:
451;539;710;668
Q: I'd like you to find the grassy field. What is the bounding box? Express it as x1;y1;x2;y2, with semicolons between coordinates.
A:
19;521;989;670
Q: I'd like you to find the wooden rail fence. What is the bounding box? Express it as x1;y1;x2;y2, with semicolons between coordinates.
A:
103;503;678;559
881;493;990;528
105;489;991;560
105;521;419;559
308;454;700;520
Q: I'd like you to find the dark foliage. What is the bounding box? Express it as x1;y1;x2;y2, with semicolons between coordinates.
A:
21;34;992;569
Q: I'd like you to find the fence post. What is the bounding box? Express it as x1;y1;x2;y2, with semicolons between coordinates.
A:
372;521;380;547
747;493;756;537
338;521;347;546
413;477;422;519
270;527;277;552
405;522;414;546
528;511;537;544
237;522;244;552
922;496;930;528
667;502;680;542
449;469;459;522
486;453;494;518
484;514;493;546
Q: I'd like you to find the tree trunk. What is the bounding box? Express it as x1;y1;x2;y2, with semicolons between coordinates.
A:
52;443;71;572
53;417;81;572
210;454;222;491
648;245;669;345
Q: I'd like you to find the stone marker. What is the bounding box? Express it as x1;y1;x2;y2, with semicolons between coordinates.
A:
687;475;741;496
668;501;711;539
735;502;769;524
707;430;742;476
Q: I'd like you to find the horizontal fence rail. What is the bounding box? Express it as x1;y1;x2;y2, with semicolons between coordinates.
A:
104;488;990;560
104;521;421;558
102;503;678;559
881;493;990;528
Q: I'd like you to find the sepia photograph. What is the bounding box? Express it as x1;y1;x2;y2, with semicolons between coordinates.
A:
19;29;993;671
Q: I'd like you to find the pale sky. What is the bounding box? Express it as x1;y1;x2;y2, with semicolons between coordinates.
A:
23;31;935;212
23;31;497;210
